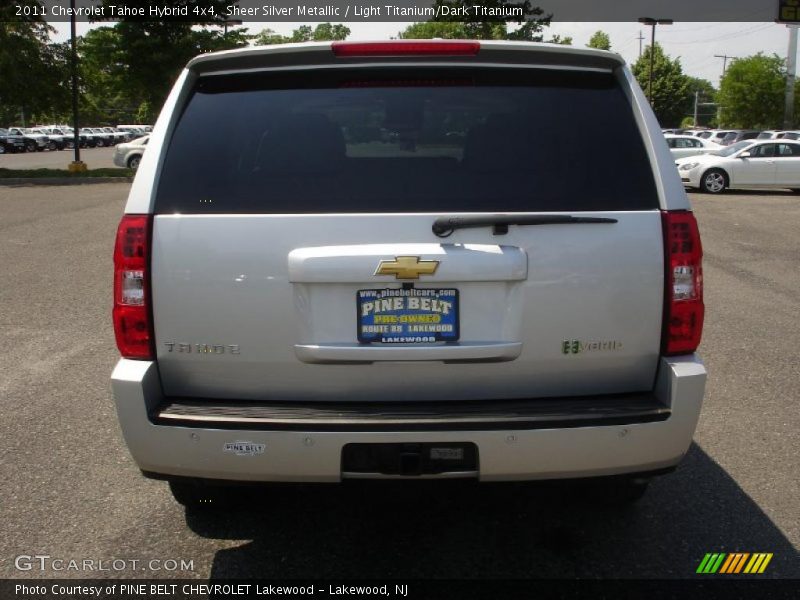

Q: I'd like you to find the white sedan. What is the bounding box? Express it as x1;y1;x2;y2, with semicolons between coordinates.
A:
675;140;800;193
664;134;721;159
113;135;148;169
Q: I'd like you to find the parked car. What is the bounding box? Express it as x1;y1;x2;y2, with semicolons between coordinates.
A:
757;130;785;140
111;40;706;508
676;139;800;193
664;134;721;159
88;127;116;147
102;127;131;144
77;128;107;147
113;135;148;169
0;128;27;153
117;124;152;136
7;127;48;151
58;127;92;148
31;127;69;150
720;130;761;145
707;130;735;145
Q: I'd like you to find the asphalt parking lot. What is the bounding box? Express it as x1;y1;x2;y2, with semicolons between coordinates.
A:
0;146;118;170
0;184;797;580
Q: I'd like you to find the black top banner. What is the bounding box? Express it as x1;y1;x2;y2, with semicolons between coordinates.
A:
6;0;789;23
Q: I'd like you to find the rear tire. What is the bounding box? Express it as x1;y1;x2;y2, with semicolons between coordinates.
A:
700;169;728;194
0;144;5;154
127;155;141;170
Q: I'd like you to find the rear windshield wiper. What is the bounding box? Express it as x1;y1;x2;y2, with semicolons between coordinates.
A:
432;215;618;238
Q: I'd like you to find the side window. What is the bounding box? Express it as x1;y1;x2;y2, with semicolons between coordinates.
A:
778;143;800;156
689;139;701;148
751;144;775;157
666;138;676;148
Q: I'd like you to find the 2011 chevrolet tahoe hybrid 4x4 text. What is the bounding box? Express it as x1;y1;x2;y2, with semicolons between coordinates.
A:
111;41;706;507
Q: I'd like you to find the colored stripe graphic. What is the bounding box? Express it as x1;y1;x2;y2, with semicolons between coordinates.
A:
720;553;749;573
699;552;773;574
696;554;714;573
744;553;773;574
719;554;739;573
697;553;727;573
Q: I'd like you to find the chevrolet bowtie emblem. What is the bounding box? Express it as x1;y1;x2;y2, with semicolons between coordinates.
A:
374;256;440;280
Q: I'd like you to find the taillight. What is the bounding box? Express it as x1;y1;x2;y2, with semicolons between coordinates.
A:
332;41;480;57
113;214;154;359
661;210;704;355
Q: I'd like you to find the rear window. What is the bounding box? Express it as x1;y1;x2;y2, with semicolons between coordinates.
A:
156;68;658;214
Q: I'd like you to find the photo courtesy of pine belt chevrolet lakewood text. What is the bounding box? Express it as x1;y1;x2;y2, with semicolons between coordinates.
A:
110;40;706;507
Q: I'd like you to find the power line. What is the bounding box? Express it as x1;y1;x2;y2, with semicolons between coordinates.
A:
661;23;773;45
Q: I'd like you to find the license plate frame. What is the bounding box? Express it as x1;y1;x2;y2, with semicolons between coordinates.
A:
356;288;460;344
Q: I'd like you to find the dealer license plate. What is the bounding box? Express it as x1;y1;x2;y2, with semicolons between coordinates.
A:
357;288;459;344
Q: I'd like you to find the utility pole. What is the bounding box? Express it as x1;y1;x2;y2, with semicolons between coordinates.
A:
638;31;645;58
638;18;673;105
714;54;736;78
693;91;699;127
785;25;798;129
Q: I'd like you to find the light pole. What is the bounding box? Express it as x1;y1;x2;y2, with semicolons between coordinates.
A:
68;0;85;171
638;18;673;106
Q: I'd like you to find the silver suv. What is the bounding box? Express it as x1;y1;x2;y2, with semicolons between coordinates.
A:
111;41;706;507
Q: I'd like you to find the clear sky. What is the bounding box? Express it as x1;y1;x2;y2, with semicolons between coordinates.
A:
50;21;796;87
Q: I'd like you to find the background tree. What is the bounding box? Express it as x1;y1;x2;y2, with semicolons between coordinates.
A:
252;28;287;45
717;54;786;129
254;23;351;45
88;1;249;122
587;30;611;51
310;23;350;41
631;43;692;127
0;1;69;124
400;21;491;40
401;1;567;42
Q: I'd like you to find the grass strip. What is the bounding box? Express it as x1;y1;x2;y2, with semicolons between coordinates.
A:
0;168;133;178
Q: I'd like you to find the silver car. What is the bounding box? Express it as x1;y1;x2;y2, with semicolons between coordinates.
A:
113;135;148;169
111;41;706;508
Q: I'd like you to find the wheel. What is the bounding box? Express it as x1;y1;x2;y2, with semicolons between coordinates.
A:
0;144;5;154
26;141;36;152
47;141;57;151
700;169;728;194
168;481;232;508
127;155;141;170
96;138;105;147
